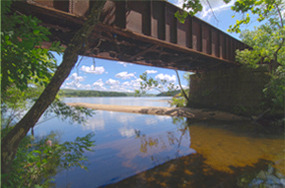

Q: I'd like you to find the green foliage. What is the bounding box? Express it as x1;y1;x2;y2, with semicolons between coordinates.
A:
156;90;181;96
136;72;190;107
1;1;71;130
236;23;284;67
1;1;96;183
232;0;285;113
170;93;188;107
263;66;285;112
180;0;203;16
1;86;94;131
45;99;94;125
175;0;231;22
1;0;62;92
228;0;281;33
135;72;179;96
2;131;95;188
1;86;44;129
175;10;189;24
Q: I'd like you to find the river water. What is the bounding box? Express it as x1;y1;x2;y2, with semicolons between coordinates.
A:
33;97;284;187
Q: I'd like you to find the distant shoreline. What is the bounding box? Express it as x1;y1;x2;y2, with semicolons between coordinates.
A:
59;89;178;97
67;103;249;121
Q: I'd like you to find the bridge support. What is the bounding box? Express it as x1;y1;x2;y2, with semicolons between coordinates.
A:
188;66;270;116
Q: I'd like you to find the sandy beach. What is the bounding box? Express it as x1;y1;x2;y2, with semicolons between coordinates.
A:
67;103;249;121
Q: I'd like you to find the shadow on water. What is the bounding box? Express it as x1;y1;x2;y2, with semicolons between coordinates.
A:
187;118;284;139
105;118;285;188
106;154;282;188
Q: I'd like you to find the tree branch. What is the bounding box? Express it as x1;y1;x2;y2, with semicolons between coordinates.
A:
175;70;189;102
274;2;284;29
273;2;284;63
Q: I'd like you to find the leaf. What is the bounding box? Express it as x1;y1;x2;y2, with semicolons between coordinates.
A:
33;29;40;35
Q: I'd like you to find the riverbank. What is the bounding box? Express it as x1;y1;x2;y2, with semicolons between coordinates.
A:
67;103;249;121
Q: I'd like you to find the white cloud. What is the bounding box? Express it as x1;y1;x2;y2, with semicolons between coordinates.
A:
63;73;87;89
182;84;189;89
106;78;120;85
144;116;171;125
92;79;107;91
131;78;143;88
157;115;171;121
172;0;235;21
105;78;122;91
117;115;136;124
117;61;128;67
145;70;158;74
115;72;136;80
80;65;105;74
145;118;158;125
84;84;91;89
118;127;136;138
155;73;176;82
92;79;104;87
83;117;105;131
64;82;91;90
198;1;235;20
122;78;143;90
65;81;80;89
68;73;84;82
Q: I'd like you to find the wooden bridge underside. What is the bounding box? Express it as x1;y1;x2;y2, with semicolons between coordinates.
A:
13;0;248;72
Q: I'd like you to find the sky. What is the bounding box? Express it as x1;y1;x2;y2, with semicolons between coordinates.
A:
58;53;187;93
170;0;263;39
59;0;257;94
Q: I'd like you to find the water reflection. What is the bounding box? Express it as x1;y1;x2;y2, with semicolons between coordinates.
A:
119;127;136;138
84;111;105;131
40;110;192;187
33;97;284;187
92;115;193;178
117;114;137;124
107;119;284;187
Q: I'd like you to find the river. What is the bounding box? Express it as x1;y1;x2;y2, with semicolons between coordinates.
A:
33;97;284;187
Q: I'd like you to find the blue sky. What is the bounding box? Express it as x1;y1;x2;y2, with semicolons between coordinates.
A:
58;54;186;93
58;0;254;94
170;0;263;39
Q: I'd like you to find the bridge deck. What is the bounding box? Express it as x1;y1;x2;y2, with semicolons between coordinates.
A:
13;0;248;72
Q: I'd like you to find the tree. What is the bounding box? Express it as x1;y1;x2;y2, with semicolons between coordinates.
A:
136;71;190;107
135;72;179;96
229;0;285;114
1;1;92;138
1;1;61;94
1;0;106;172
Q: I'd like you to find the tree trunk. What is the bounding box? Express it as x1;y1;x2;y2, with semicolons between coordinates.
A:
1;0;106;173
175;70;189;102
